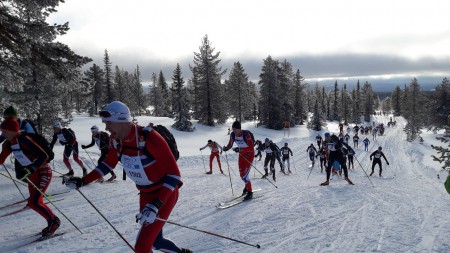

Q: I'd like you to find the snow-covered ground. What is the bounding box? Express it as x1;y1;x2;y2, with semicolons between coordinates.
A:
1;114;450;253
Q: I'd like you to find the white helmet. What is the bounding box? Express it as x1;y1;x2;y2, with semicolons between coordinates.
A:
99;101;131;123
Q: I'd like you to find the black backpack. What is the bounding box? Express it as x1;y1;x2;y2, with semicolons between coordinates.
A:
148;125;180;160
20;133;54;163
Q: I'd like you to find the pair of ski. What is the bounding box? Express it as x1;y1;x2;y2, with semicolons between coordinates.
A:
216;188;262;209
15;232;66;249
0;190;69;211
0;198;65;218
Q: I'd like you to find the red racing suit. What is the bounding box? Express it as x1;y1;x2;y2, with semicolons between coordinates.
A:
224;130;255;192
82;124;183;253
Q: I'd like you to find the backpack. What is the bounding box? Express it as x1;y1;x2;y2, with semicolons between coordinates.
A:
20;133;54;163
243;130;255;145
19;118;38;134
150;125;179;160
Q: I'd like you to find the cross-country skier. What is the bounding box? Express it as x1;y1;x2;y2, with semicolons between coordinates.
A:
280;143;293;173
306;144;317;167
64;101;191;253
254;139;264;161
199;139;223;174
0;106;38;182
353;134;359;149
81;125;117;182
353;125;360;134
362;137;370;151
317;147;327;173
283;120;290;138
316;134;323;149
372;127;378;140
320;133;354;186
0;118;60;237
339;122;344;134
369;146;390;177
222;121;255;200
344;133;350;144
50;121;87;177
271;140;285;173
261;138;277;181
343;145;355;170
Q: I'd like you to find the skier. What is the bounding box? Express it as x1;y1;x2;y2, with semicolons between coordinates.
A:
280;143;293;173
343;145;355;170
64;101;191;253
353;125;360;134
320;133;354;186
315;134;323;149
261;138;277;181
353;134;359;149
199;139;223;174
50;121;87;177
339;122;344;134
0;106;38;181
254;139;264;161
222;121;255;200
317;147;327;173
271;140;285;173
372;127;378;140
343;133;350;144
362;137;370;151
0;118;60;237
283;120;290;138
306;143;317;167
369;146;390;177
81;125;117;182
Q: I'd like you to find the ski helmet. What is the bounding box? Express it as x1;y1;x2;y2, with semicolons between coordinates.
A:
265;138;269;143
378;146;382;150
91;125;99;132
52;121;62;129
99;101;131;123
324;132;331;138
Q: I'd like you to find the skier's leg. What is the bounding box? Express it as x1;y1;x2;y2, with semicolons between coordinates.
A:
209;153;214;172
63;146;73;170
370;161;376;176
72;144;85;169
27;166;55;220
239;152;253;192
136;188;179;253
216;153;222;172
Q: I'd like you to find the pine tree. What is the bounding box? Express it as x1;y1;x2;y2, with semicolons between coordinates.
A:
390;86;402;116
308;100;325;131
403;78;426;141
83;64;104;116
362;81;374;122
429;78;450;130
0;0;91;135
157;70;171;117
132;65;146;116
171;63;194;131
258;56;283;129
279;59;294;124
293;69;306;124
332;80;340;121
102;49;115;104
226;61;254;122
150;72;163;116
355;80;362;124
190;35;227;126
341;84;350;125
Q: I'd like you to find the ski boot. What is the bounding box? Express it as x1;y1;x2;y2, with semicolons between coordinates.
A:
345;177;354;185
82;168;88;176
320;180;330;186
243;191;253;200
42;216;61;237
106;174;116;182
64;170;74;177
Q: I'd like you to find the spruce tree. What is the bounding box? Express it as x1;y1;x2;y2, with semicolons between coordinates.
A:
293;69;306;124
429;78;450;130
403;78;425;141
102;49;115;104
362;81;374;122
157;70;171;117
150;72;163;116
258;56;283;129
83;64;104;116
190;35;227;126
226;61;253;122
308;100;325;131
171;63;194;131
391;86;402;116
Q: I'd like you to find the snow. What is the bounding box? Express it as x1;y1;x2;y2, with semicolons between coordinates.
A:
1;114;450;252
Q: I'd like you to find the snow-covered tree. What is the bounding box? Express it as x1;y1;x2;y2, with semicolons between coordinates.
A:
308;100;325;131
102;49;115;104
403;78;426;141
171;63;194;132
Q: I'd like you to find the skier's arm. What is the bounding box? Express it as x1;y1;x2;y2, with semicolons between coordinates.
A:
217;143;223;152
223;133;235;151
0;142;12;165
199;143;208;150
23;136;48;169
83;141;120;185
289;148;293;156
85;137;95;148
381;152;389;164
49;133;57;148
369;151;376;159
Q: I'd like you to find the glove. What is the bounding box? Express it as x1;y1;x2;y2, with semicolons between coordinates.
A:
136;199;163;225
223;146;229;152
387;162;390;165
233;147;240;153
370;157;372;161
199;148;202;151
64;177;84;189
220;151;223;155
81;145;87;149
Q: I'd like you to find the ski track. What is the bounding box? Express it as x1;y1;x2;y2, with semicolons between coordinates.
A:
2;115;450;252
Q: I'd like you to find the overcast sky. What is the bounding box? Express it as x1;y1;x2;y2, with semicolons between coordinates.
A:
48;0;450;90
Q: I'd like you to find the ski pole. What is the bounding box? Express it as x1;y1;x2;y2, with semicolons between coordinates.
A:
221;152;237;176
306;162;314;180
223;151;234;196
200;150;207;173
238;153;278;189
84;149;97;168
12;174;84;234
1;164;26;200
156;217;261;249
0;169;28;187
75;188;135;252
354;157;375;188
386;163;396;177
292;156;297;174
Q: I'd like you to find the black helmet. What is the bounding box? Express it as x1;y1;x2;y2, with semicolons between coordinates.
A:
378;146;382;150
208;140;212;143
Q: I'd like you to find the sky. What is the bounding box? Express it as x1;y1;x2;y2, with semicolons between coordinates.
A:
47;0;450;91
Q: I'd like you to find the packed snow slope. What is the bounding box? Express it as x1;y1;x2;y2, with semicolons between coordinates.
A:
1;114;450;253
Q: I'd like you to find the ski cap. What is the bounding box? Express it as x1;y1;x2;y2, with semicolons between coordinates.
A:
52;121;62;128
91;125;99;132
232;120;241;130
378;146;382;150
208;139;212;143
0;118;19;132
265;138;269;143
99;101;131;123
324;132;331;138
3;106;18;118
